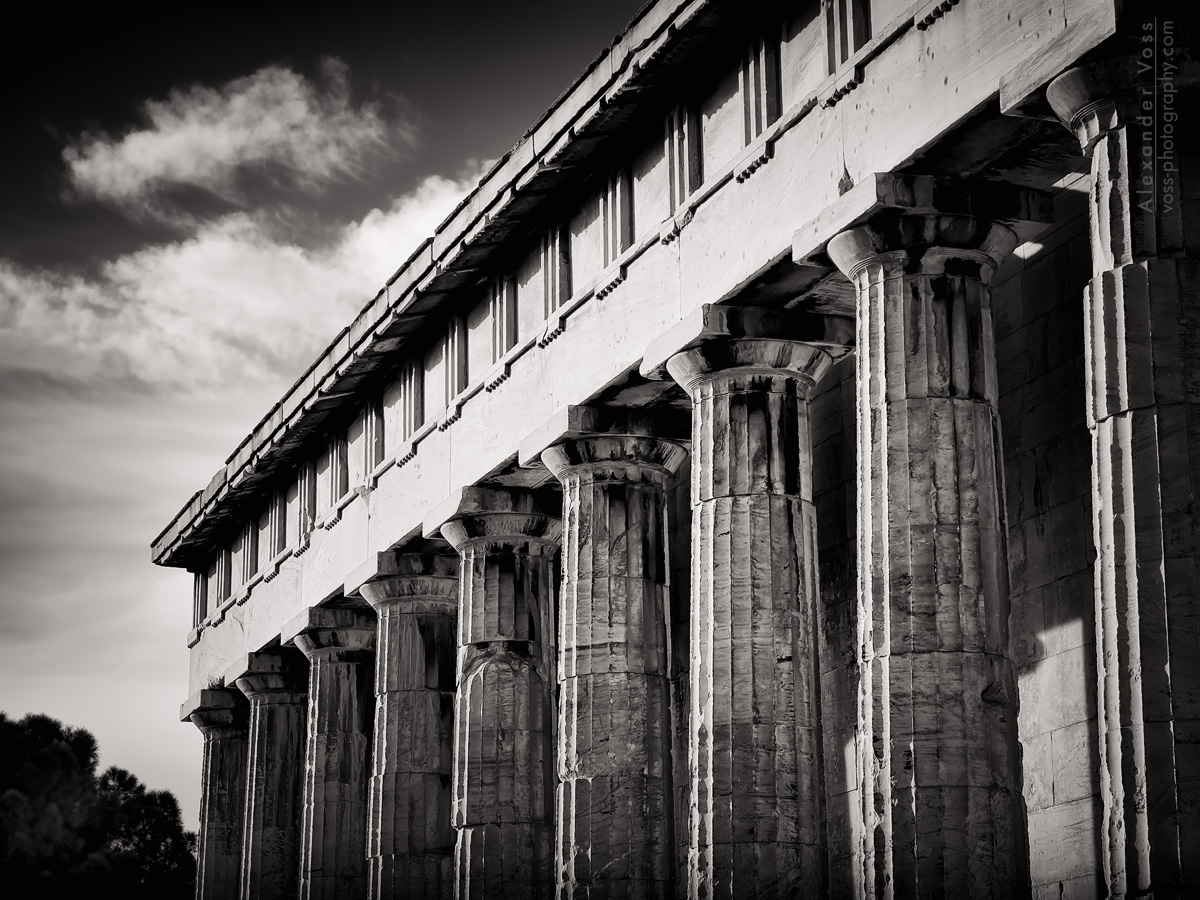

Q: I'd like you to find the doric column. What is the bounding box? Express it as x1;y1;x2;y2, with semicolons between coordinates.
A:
644;305;836;899
228;648;309;900
284;607;376;899
184;688;248;900
826;207;1029;898
1048;52;1200;898
430;486;561;899
536;410;689;899
357;553;459;898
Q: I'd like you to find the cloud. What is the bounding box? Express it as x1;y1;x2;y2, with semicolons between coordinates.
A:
0;168;481;392
0;162;485;828
63;59;403;209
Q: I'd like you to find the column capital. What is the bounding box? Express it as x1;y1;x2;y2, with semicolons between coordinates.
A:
226;648;308;699
517;403;690;468
1047;55;1145;154
640;302;849;382
282;606;376;662
826;215;1019;282
354;551;459;614
424;485;561;550
1047;52;1200;154
520;404;689;487
181;687;247;736
666;337;834;396
541;434;688;486
793;173;1053;274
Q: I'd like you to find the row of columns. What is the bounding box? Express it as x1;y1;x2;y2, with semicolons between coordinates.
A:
187;242;1020;900
185;53;1199;900
186;213;1025;900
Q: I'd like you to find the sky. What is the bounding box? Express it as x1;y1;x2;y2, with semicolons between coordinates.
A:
0;1;645;829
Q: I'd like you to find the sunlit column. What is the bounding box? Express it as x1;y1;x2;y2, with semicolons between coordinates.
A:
542;430;688;899
230;648;309;900
359;553;459;899
1048;54;1200;898
663;318;833;900
434;486;561;899
286;607;376;899
827;210;1026;898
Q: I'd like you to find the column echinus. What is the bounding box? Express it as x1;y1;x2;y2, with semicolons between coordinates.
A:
1048;47;1200;898
283;607;376;900
355;552;459;898
182;687;248;900
426;486;561;899
521;405;689;898
226;648;309;900
641;304;841;899
802;173;1052;898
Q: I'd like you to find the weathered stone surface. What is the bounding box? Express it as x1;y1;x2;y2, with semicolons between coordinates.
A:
285;607;376;899
435;486;561;899
185;688;249;900
664;329;832;899
807;355;860;900
229;648;309;900
1047;56;1200;900
358;553;460;899
666;462;693;897
541;432;689;899
827;212;1028;898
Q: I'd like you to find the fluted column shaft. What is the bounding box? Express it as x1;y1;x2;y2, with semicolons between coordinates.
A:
438;486;562;899
359;555;460;899
828;216;1027;899
189;689;248;900
542;435;689;900
665;338;832;900
233;650;309;900
289;608;376;899
1049;57;1200;899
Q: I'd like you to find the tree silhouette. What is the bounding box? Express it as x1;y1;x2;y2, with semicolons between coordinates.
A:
0;712;195;898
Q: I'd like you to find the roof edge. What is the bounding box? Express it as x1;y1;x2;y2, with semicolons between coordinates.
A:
152;0;707;566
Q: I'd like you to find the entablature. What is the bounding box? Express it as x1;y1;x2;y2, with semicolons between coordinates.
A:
154;0;1120;594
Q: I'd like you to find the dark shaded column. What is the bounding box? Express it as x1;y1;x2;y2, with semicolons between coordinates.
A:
184;688;249;900
358;553;459;899
430;486;561;899
229;648;309;900
665;331;832;900
827;209;1029;899
285;607;376;899
1048;50;1200;899
540;426;688;899
637;304;845;900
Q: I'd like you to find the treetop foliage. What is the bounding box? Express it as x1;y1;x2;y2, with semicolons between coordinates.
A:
0;711;196;899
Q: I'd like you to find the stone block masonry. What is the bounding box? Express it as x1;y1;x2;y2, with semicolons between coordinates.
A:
828;209;1031;899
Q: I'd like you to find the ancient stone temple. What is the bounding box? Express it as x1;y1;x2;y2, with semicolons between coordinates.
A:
152;1;1199;897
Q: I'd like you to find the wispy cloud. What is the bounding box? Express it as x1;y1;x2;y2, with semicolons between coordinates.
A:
63;58;403;211
0;168;480;392
0;55;492;831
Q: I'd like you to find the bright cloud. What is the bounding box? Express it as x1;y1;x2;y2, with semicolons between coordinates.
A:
64;59;402;207
0;57;489;832
0;169;480;391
